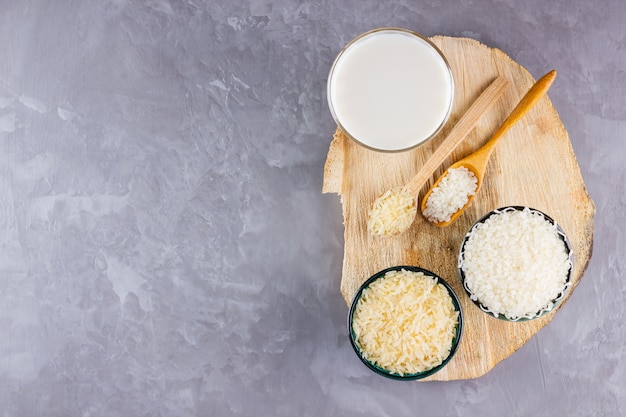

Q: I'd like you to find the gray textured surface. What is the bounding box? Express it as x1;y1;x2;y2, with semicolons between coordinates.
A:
0;0;624;416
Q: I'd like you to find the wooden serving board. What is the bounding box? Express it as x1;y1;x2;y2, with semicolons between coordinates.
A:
322;36;595;381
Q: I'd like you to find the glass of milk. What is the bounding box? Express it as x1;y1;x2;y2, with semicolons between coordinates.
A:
327;28;454;152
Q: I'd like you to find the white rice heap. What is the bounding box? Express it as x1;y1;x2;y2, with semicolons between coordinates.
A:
352;269;459;376
461;208;571;319
422;167;478;224
367;187;417;236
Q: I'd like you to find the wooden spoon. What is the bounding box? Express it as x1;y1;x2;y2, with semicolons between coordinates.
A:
420;70;557;227
402;76;509;196
367;75;509;236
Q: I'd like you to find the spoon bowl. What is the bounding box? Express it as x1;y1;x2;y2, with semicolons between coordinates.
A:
421;70;557;227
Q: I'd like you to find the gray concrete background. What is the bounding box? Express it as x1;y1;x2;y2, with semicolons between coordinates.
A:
0;0;624;416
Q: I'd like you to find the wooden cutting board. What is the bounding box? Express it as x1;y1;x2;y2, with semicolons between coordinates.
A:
322;36;595;381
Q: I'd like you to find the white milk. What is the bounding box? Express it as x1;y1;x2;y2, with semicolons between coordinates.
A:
328;29;453;152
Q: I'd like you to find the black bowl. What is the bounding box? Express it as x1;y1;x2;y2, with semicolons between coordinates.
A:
458;206;574;322
348;265;463;380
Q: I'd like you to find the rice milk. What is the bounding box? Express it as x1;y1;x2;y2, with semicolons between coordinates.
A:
328;29;453;152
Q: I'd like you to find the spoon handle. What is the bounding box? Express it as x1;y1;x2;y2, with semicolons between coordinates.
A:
403;76;509;196
473;70;557;162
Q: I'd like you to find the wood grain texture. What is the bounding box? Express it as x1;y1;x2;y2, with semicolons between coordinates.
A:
322;36;595;381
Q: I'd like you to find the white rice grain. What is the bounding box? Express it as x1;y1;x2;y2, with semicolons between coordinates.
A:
460;208;571;319
422;167;477;223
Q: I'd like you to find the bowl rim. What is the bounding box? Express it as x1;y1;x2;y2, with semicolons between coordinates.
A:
347;265;464;380
326;27;455;153
457;206;575;322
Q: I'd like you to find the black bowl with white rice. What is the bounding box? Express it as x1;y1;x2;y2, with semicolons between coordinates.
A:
458;206;574;322
348;266;463;380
